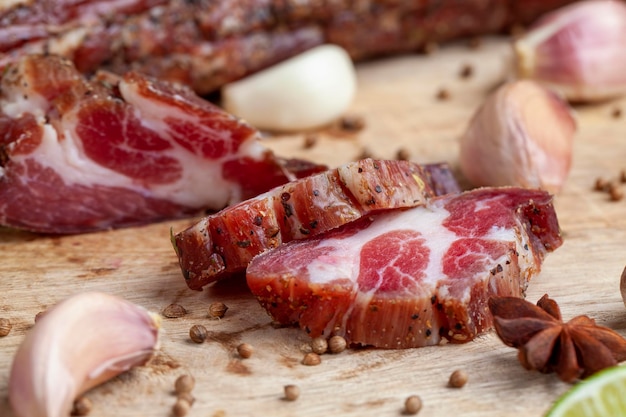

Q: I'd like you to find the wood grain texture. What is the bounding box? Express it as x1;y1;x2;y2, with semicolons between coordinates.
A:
2;38;626;417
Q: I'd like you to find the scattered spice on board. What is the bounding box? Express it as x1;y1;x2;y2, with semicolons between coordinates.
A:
237;343;254;359
208;302;228;319
396;148;411;161
302;134;318;149
612;107;622;118
448;370;468;388
328;335;347;353
340;115;366;132
71;397;92;416
189;325;208;344
163;304;187;318
283;385;300;401
302;352;322;366
310;337;328;355
404;395;423;415
175;374;196;394
436;88;450;101
0;318;12;337
459;64;473;79
172;398;191;417
489;294;626;382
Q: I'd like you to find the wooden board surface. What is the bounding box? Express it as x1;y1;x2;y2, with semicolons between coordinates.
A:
2;38;626;417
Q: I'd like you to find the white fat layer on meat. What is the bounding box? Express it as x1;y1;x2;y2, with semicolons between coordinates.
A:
119;79;274;206
0;86;48;120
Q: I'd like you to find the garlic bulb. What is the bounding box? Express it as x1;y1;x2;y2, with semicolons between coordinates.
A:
459;80;576;194
221;44;357;132
9;292;161;417
514;0;626;102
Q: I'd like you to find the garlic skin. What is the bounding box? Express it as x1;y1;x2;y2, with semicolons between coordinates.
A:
221;44;357;132
459;80;576;194
9;292;161;417
514;0;626;102
620;266;626;307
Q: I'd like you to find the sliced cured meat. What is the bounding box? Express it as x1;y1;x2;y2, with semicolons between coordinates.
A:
174;159;460;290
246;187;563;349
0;54;295;233
0;1;579;94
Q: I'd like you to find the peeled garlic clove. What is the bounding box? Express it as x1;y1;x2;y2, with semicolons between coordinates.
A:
620;266;626;307
514;0;626;102
9;292;160;417
459;80;576;194
221;44;357;132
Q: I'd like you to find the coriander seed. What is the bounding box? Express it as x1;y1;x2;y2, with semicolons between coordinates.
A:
340;115;365;132
302;352;321;366
208;302;228;319
459;64;473;79
172;398;191;417
189;324;207;343
404;395;422;415
396;148;411;161
163;304;187;318
595;177;608;191
609;185;624;202
175;374;196;394
284;384;300;401
0;318;12;337
328;335;347;353
303;134;318;149
436;88;450;101
71;396;92;416
237;343;253;358
448;369;468;388
310;336;328;354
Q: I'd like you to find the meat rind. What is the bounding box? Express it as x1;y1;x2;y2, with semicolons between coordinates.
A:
174;159;459;290
246;187;562;349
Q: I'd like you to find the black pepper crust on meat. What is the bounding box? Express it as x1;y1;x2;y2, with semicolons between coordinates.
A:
1;0;580;94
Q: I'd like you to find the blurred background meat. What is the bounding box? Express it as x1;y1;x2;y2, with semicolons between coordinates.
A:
0;0;580;95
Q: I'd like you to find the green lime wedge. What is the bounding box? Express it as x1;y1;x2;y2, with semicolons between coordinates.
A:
545;366;626;417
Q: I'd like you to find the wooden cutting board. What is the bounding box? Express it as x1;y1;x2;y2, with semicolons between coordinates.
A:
2;38;626;417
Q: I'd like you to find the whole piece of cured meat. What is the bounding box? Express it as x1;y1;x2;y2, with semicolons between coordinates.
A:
0;0;580;94
174;158;460;290
246;187;563;349
0;54;295;233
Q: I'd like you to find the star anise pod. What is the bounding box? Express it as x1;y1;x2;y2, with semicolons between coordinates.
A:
488;294;626;383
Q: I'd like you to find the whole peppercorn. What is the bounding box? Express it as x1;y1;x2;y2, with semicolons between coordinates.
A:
328;335;347;353
237;343;254;358
310;337;328;355
189;324;208;343
208;302;228;319
71;396;93;416
0;318;12;337
175;374;196;394
404;395;423;415
172;398;191;417
283;384;300;401
302;352;321;366
162;304;187;318
448;369;468;388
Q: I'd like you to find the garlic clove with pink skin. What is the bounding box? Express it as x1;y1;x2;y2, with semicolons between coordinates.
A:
459;80;576;194
514;0;626;102
9;292;161;417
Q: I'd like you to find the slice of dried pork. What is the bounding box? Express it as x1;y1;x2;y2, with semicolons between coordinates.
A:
174;159;459;290
0;54;293;233
246;187;563;349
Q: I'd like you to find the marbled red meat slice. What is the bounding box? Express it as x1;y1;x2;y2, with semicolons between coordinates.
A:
174;159;459;290
246;187;562;349
0;54;295;233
